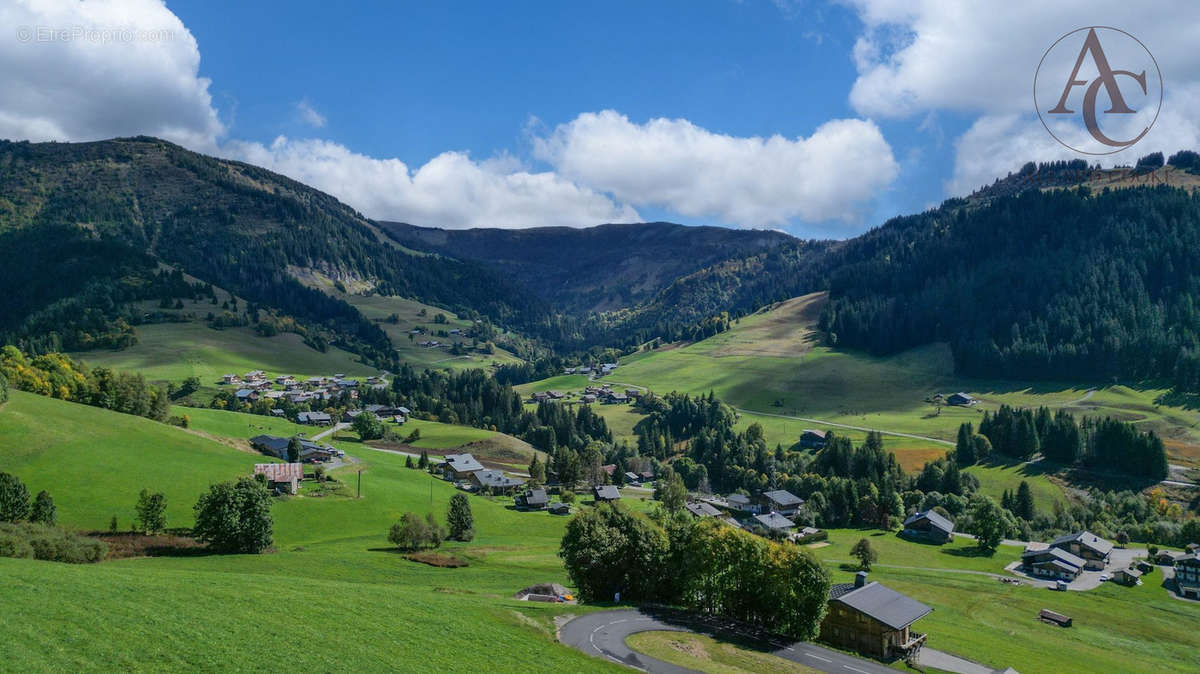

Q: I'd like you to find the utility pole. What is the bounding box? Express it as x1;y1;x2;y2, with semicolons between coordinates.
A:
357;469;362;499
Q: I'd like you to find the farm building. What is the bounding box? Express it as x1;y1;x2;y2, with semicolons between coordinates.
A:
1113;567;1143;586
799;429;827;449
946;392;977;406
1155;550;1181;565
253;463;303;495
248;435;335;463
901;510;955;544
593;485;621;502
820;572;931;660
760;489;803;516
439;454;485;481
1050;531;1112;570
549;502;571;515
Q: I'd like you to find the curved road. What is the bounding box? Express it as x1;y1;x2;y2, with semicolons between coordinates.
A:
560;608;896;674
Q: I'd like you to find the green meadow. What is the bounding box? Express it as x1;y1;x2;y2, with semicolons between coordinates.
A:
69;321;377;386
2;392;1198;672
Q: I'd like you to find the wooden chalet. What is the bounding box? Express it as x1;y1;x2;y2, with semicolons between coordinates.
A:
820;572;931;660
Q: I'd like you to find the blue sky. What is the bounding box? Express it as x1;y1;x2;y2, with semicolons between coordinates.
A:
3;1;1196;236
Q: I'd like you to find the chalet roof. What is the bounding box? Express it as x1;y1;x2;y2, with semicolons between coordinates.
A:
474;470;525;489
753;512;795;530
762;489;802;507
727;493;751;506
1022;545;1086;570
593;485;621;500
441;453;484;474
801;429;827;438
832;581;932;630
254;463;303;482
1050;531;1114;556
549;502;571;514
624;471;641;482
685;502;722;518
520;488;549;505
903;509;955;534
1118;567;1144;578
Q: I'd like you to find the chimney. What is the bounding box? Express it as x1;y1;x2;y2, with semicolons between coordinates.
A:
854;571;868;588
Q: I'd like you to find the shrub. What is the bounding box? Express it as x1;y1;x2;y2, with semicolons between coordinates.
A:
29;491;56;527
135;489;168;534
0;523;107;563
192;478;274;554
388;512;445;551
447;493;475;542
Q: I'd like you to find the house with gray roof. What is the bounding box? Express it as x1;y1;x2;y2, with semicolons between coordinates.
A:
760;489;803;516
753;512;795;532
901;510;955;544
515;488;549;510
296;411;332;426
820;572;931;660
439;453;485;480
1050;531;1113;570
684;502;722;519
471;470;525;494
593;485;621;502
1021;545;1086;580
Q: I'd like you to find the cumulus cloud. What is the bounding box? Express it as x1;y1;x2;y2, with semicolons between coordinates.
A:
225;137;639;229
532;110;899;228
0;0;223;149
294;100;326;128
843;0;1200;194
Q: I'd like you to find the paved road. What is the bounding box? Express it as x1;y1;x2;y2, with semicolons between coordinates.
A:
310;422;349;442
560;608;897;674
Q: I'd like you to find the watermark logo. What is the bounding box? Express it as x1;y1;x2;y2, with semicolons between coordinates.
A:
1034;26;1162;155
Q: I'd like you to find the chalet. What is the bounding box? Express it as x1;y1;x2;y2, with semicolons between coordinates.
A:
471;470;525;494
901;510;955;544
593;485;621;502
638;470;655;483
625;388;641;398
789;526;824;543
515;488;550;510
395;406;411;416
1049;531;1113;570
578;366;592;374
601;464;617;478
1021;546;1085;580
235;389;258;401
244;370;266;382
1154;550;1181;565
624;471;641;484
297;411;332;426
270;409;286;417
546;390;565;400
392;415;407;425
531;392;550;403
799;429;827;449
753;512;795;532
439;454;485;481
1114;567;1143;586
263;391;285;400
946;392;977;406
580;394;597;404
721;516;743;529
254;463;303;495
1174;553;1200;599
549;502;571;515
222;374;241;385
685;502;722;519
343;410;363;422
820;572;931;660
564;367;576;375
760;489;803;517
727;493;757;513
249;435;335;463
275;375;295;386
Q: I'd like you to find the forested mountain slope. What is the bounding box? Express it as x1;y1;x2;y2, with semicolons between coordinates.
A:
0;137;541;363
379;220;797;312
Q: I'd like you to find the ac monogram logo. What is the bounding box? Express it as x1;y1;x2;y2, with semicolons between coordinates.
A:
1035;27;1161;155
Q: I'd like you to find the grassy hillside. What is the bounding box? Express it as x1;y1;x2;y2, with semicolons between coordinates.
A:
70;320;377;386
3;392;1199;672
0;392;262;530
299;270;527;371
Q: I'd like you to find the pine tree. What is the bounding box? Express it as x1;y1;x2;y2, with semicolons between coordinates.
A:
1016;481;1036;520
29;490;56;526
955;423;976;465
447;493;475;541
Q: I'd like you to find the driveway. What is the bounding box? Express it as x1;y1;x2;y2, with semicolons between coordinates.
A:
1004;546;1148;591
561;608;904;674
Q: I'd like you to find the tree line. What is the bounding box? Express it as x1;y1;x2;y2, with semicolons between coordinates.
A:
0;346;169;422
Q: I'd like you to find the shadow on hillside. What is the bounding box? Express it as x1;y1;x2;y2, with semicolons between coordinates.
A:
978;456;1058;478
1155;389;1200;411
943;546;997;560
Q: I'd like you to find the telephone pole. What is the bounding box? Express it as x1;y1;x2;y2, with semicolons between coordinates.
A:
357;469;362;499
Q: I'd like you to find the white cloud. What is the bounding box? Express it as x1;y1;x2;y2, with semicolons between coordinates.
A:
0;0;223;149
532;110;898;228
225;137;639;229
843;0;1200;194
294;100;326;128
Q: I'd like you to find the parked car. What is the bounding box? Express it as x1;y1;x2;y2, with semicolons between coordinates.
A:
1099;574;1110;582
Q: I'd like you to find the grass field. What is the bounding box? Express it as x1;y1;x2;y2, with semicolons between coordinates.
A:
298;271;526;372
3;392;1198;672
70;321;377;386
626;631;819;673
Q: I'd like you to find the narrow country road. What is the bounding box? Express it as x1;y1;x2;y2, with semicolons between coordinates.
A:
310;422;349;442
733;408;955;447
560;608;897;674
